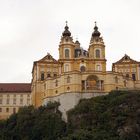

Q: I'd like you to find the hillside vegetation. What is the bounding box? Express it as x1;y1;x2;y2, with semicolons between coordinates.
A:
0;90;140;140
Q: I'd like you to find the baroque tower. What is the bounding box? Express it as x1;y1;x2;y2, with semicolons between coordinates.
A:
59;22;75;73
88;22;106;72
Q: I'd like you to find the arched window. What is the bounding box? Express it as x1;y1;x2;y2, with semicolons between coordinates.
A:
95;49;100;58
65;49;70;58
80;66;86;72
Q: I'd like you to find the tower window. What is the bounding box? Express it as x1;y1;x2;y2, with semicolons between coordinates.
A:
65;49;70;58
0;108;2;112
95;49;100;58
64;64;69;72
96;65;101;71
41;73;44;81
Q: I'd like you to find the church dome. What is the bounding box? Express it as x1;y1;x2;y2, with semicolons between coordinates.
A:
62;22;71;37
92;22;101;37
75;40;80;45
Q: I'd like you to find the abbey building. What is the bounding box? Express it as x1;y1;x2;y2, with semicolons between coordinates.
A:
1;22;140;120
31;22;140;115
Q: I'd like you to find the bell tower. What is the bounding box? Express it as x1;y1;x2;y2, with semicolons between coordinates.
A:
59;21;75;60
59;22;75;73
88;22;106;71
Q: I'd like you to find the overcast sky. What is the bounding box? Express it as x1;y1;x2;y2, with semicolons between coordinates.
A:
0;0;140;83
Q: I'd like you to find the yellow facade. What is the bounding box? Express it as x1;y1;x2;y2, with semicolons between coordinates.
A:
0;84;31;119
31;22;137;107
112;54;140;88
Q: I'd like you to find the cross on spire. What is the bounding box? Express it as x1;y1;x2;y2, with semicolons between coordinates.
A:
66;21;68;26
95;21;97;26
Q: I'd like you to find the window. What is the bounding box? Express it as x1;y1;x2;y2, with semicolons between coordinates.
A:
0;108;2;112
6;99;10;104
64;64;69;72
13;94;16;97
55;80;58;87
115;76;118;83
6;108;9;113
67;76;70;83
132;74;136;81
65;49;70;58
96;65;101;71
67;87;70;91
44;83;46;90
124;80;127;87
47;73;51;78
95;49;100;58
0;99;2;104
13;108;16;113
20;94;23;98
80;66;86;72
13;99;16;105
126;74;129;80
54;73;57;77
41;73;45;81
20;99;23;105
0;94;3;98
27;99;30;105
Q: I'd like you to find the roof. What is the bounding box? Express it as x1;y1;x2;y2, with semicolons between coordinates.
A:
32;53;62;73
0;83;31;93
113;54;140;65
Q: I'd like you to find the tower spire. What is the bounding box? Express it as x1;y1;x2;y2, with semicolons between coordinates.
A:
66;21;68;26
62;21;71;37
92;21;101;37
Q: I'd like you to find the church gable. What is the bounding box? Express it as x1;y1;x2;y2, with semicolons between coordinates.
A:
113;54;139;64
38;53;58;63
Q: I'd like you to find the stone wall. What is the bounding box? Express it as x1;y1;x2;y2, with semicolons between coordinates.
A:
43;92;108;121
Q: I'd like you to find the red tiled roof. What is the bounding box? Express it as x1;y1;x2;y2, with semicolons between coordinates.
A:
0;83;31;93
